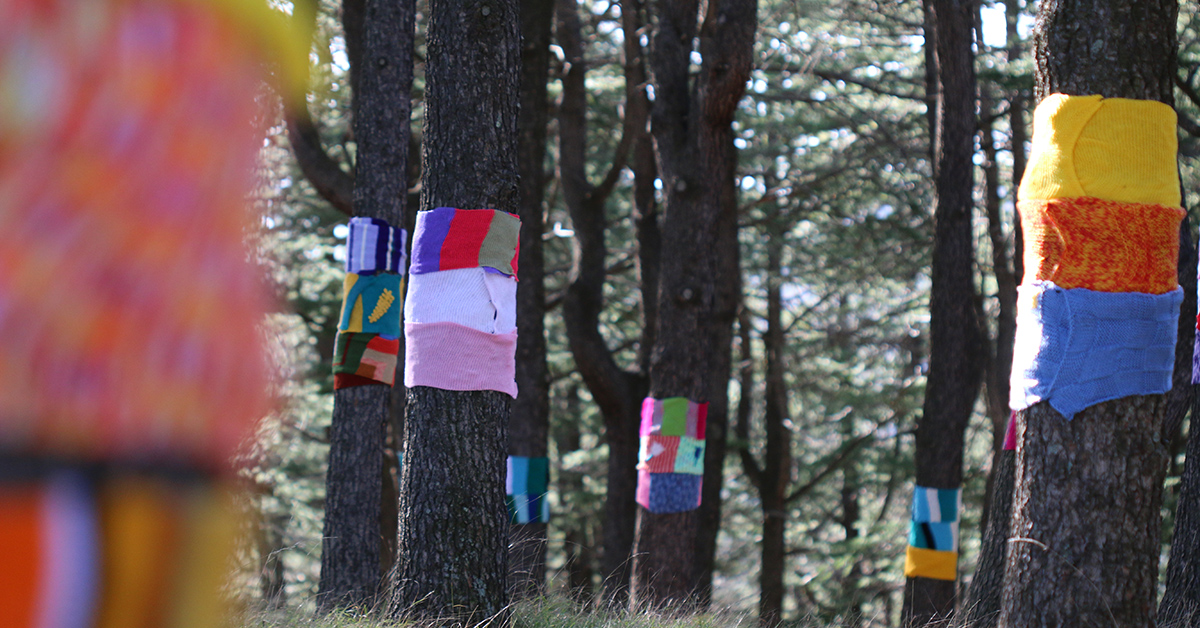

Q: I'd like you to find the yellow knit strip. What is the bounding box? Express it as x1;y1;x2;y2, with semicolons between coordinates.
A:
1019;94;1180;207
904;546;957;581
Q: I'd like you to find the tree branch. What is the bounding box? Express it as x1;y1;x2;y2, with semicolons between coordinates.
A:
284;0;355;215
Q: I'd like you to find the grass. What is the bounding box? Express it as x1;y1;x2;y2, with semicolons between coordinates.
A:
238;596;756;628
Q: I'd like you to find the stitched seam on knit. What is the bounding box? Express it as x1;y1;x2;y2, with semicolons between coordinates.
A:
1069;100;1103;199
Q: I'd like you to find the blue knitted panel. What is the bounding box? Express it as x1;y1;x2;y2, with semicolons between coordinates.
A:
1010;281;1182;419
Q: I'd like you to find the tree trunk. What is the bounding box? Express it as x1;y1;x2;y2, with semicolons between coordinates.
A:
958;450;1014;628
1000;2;1178;627
507;0;555;599
556;385;598;605
958;81;1018;628
1159;219;1199;626
555;0;655;604
1002;399;1170;627
758;226;792;628
902;0;982;626
1161;396;1200;626
320;387;390;609
393;0;520;620
692;101;742;611
318;0;413;611
631;0;756;608
840;452;863;628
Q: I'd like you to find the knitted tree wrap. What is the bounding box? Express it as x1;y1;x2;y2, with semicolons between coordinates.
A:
403;208;520;397
506;457;550;524
346;217;406;276
0;470;240;628
904;487;961;581
635;397;707;513
1009;94;1183;420
333;332;399;388
409;207;521;276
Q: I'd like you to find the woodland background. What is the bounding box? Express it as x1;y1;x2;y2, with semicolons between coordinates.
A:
233;0;1200;625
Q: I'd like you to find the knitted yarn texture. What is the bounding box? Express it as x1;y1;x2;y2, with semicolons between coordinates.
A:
1010;282;1181;419
404;267;517;334
403;321;518;397
1009;94;1182;420
332;332;399;388
1020;197;1184;295
904;486;961;581
409;207;521;276
0;468;241;628
0;0;276;470
404;208;520;397
635;397;707;513
346;217;406;276
338;273;404;337
1019;94;1179;207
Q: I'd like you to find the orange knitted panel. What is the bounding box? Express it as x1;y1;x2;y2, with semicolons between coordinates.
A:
1019;197;1184;294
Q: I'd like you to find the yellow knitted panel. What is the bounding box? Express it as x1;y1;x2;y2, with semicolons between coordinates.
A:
904;546;957;581
1019;94;1180;207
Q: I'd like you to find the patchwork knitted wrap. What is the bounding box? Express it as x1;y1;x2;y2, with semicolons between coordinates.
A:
404;208;520;397
904;486;961;581
636;397;707;513
333;217;406;389
1010;94;1183;419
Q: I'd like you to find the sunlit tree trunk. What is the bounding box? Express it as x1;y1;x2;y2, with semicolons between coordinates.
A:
999;1;1179;626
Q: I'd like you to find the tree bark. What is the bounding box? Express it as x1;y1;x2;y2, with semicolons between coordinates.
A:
320;386;390;609
758;234;792;628
632;0;756;608
958;450;1014;628
1000;2;1178;627
1160;219;1200;626
1161;395;1200;626
393;0;520;620
958;80;1018;628
507;0;555;599
902;1;982;627
317;0;413;611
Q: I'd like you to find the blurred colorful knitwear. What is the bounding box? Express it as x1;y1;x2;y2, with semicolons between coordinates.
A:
0;468;240;628
0;1;295;626
0;0;297;469
506;456;550;524
1010;94;1182;419
636;397;706;513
